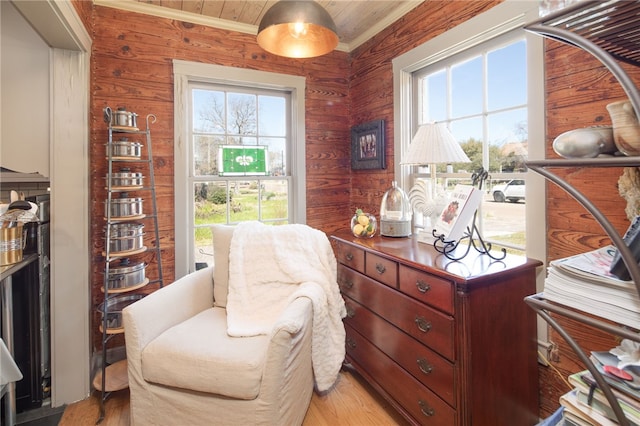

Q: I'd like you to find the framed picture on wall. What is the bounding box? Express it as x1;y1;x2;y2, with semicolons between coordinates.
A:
351;119;385;170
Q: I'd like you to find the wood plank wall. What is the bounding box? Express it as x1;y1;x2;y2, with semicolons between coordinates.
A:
74;0;640;420
85;0;497;352
540;39;640;418
88;5;350;350
349;0;500;215
71;0;92;31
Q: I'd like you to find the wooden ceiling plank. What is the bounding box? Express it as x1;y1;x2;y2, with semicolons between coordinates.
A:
237;1;268;26
200;0;225;17
219;1;248;21
180;0;204;15
159;0;183;10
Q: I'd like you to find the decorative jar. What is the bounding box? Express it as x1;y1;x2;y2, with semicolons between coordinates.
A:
380;181;412;237
351;210;377;238
607;100;640;156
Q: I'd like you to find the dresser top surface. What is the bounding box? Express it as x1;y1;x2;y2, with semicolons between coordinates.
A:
332;230;542;283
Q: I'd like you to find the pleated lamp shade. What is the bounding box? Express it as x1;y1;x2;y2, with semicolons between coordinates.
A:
257;1;339;58
402;123;470;165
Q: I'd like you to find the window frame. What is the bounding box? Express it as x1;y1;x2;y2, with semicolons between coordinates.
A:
410;31;529;248
173;60;306;278
393;0;544;256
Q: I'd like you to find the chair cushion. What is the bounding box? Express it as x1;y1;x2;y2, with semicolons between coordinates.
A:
141;307;268;399
212;224;234;307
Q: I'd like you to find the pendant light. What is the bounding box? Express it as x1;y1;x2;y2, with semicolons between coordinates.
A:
257;0;339;58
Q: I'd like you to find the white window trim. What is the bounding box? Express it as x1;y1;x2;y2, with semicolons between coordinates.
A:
173;60;306;278
392;1;549;350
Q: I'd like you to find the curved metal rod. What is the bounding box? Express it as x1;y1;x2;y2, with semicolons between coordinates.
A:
528;164;640;295
526;23;640;119
145;114;157;130
525;294;630;425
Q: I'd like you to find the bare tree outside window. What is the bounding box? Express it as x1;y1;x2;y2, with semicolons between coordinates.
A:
191;86;291;264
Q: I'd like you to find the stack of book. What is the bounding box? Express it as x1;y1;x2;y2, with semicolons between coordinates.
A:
559;351;640;425
542;246;640;330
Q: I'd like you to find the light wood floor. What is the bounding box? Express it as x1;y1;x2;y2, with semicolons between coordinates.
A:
59;369;409;425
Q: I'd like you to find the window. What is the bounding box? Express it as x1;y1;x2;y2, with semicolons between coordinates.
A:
393;1;549;348
413;34;528;251
393;1;545;257
174;61;306;277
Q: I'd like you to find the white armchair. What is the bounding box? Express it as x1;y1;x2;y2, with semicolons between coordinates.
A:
123;225;316;425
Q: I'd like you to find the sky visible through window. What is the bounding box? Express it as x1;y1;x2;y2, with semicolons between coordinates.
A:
191;88;288;177
423;39;528;150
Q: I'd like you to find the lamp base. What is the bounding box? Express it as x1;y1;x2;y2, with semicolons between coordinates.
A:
380;219;412;237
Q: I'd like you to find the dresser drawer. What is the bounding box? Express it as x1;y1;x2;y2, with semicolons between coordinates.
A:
365;252;397;288
399;265;454;315
345;324;456;426
344;296;455;407
338;265;454;360
335;241;365;274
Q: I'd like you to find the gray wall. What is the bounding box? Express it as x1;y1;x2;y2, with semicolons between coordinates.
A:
1;1;50;179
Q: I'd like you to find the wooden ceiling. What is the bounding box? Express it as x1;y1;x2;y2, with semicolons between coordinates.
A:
95;0;425;51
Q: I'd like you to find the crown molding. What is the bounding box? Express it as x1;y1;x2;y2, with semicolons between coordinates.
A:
346;1;423;52
94;0;351;53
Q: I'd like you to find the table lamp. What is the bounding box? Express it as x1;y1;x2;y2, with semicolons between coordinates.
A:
402;122;471;230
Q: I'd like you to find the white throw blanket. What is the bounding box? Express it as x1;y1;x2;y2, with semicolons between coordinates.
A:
227;221;346;392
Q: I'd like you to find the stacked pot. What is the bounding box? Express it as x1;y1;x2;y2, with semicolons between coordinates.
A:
100;106;152;336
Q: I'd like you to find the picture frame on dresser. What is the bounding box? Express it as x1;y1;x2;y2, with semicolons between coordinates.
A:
351;119;385;170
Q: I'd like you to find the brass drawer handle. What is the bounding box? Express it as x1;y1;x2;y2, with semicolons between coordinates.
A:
346;306;356;318
345;253;354;261
415;316;432;333
416;279;431;293
418;400;435;417
346;338;356;350
375;263;386;274
417;357;433;375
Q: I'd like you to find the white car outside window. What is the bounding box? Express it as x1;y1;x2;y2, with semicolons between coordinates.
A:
492;179;525;203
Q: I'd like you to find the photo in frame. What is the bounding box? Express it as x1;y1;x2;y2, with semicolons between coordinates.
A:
351;119;385;170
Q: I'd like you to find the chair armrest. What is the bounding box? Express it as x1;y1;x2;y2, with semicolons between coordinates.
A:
261;296;314;401
270;296;312;337
124;266;214;361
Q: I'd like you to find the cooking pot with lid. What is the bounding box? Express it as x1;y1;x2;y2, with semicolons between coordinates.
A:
98;294;144;330
106;258;147;291
106;138;142;159
104;106;138;129
107;222;144;253
106;168;144;188
105;193;143;218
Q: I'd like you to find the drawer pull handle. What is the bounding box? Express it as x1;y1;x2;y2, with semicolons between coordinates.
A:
416;280;431;293
345;280;354;289
345;253;354;261
415;316;432;333
346;306;356;318
417;358;433;375
418;400;435;417
346;338;356;350
375;263;386;274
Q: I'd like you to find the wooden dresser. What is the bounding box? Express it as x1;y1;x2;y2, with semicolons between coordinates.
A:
331;231;542;426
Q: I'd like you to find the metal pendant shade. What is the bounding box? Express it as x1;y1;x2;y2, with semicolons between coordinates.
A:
257;0;339;58
402;122;471;165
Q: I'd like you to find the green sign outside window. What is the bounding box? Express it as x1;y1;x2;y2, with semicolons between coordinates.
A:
219;145;268;176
